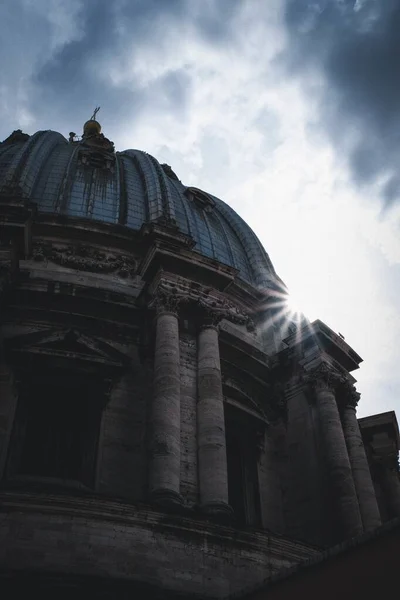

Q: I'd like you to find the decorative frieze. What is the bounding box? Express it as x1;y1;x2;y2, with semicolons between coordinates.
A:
148;279;255;331
197;297;254;330
32;242;137;278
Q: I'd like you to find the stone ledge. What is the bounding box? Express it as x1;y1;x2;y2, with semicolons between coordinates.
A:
0;490;317;561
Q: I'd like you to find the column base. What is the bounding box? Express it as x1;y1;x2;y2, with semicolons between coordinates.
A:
149;488;184;511
199;501;234;521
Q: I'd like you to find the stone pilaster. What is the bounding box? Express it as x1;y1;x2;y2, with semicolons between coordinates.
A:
197;312;232;517
381;457;400;518
0;362;17;480
148;289;183;508
306;364;363;539
341;385;381;531
0;250;17;481
0;245;13;308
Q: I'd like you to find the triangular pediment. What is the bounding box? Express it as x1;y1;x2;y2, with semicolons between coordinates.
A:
6;328;130;367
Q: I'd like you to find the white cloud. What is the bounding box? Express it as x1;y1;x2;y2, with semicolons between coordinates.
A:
114;5;400;418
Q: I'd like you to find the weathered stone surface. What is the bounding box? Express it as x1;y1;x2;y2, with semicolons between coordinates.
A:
0;193;396;600
179;332;198;505
281;384;327;545
258;421;285;533
149;310;182;506
197;325;230;515
97;367;149;501
0;492;318;599
381;463;400;518
0;362;17;480
342;399;381;531
314;381;363;539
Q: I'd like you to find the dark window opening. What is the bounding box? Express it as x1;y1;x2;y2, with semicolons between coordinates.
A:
225;403;262;527
184;187;215;211
8;377;103;488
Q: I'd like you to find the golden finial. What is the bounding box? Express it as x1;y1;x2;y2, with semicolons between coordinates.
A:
83;106;102;137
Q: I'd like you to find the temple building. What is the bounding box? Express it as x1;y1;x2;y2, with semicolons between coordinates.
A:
0;117;399;598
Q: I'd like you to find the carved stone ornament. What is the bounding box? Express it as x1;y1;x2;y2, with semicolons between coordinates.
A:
197;297;255;331
342;381;361;409
78;130;116;171
32;242;137;278
148;278;255;331
149;284;184;315
302;362;347;394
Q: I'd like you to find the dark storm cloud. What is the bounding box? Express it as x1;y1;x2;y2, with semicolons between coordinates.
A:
283;0;400;206
33;0;191;131
0;0;240;140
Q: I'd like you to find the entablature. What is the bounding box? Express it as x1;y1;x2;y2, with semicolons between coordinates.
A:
282;319;362;373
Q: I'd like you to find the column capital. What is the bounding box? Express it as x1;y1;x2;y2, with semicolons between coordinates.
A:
196;297;254;331
150;285;184;316
302;362;347;395
342;382;361;410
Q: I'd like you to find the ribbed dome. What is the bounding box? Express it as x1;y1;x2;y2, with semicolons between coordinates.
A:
0;129;277;288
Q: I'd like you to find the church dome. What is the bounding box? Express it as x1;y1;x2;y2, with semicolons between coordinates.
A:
0;128;277;290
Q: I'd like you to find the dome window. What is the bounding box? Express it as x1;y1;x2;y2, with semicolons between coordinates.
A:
185;187;215;211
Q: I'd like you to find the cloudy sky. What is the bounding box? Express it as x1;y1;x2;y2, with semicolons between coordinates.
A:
1;0;400;418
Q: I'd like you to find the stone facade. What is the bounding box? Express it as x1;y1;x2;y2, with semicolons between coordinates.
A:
0;124;399;598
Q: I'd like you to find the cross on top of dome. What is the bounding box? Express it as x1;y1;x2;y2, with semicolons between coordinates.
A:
90;106;101;121
83;107;102;138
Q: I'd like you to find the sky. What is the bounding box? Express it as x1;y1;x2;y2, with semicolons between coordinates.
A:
1;0;400;418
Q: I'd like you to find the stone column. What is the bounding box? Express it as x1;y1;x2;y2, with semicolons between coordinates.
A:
148;290;183;508
381;458;400;518
197;314;232;517
308;365;363;539
341;386;381;531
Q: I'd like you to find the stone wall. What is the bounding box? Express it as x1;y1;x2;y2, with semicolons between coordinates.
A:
258;421;285;533
0;364;17;481
179;332;198;505
96;351;151;501
0;492;318;599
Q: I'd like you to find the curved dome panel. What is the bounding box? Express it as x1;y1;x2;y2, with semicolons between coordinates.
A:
0;129;278;288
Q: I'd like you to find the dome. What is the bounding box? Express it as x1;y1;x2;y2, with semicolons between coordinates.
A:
0;128;277;289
